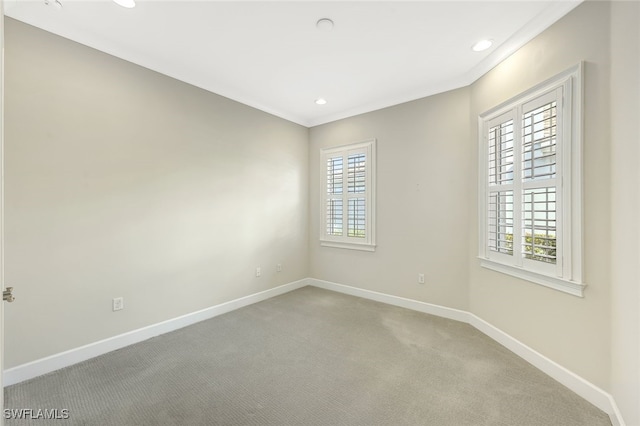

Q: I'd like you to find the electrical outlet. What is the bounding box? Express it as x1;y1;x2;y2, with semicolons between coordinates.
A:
256;267;261;277
112;297;124;311
276;264;282;272
418;274;425;284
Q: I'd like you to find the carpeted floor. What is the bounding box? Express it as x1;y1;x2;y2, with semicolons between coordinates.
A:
5;286;611;425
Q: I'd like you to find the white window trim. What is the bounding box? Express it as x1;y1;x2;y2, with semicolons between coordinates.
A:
478;63;584;297
320;139;376;252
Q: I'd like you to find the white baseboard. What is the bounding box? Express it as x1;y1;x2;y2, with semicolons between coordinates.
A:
3;277;625;426
3;279;309;387
308;278;625;426
468;314;624;426
309;278;469;323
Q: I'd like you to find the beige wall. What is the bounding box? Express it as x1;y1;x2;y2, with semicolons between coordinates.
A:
469;1;611;390
309;88;471;310
310;0;618;398
4;2;640;424
610;1;640;424
3;18;309;368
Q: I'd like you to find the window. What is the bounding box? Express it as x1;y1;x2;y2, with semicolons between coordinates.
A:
320;139;376;251
478;64;584;296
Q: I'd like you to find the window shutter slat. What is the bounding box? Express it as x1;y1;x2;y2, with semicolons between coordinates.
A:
523;101;557;182
488;120;514;186
348;198;366;238
348;154;366;194
522;187;557;264
326;199;343;236
326;157;343;195
488;191;514;255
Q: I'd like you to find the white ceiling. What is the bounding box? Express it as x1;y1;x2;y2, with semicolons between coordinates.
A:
4;0;582;127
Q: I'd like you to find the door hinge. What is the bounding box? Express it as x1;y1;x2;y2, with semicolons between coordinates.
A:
3;287;15;303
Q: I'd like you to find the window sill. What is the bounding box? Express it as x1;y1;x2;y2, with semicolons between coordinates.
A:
320;240;376;252
478;257;585;297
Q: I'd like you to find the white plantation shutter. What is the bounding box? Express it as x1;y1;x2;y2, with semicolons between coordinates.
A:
326;157;343;236
478;64;583;296
326;199;343;236
522;187;556;263
488;190;514;255
521;93;560;272
522;100;557;182
321;140;376;251
486;113;516;264
488;119;514;186
347;153;366;238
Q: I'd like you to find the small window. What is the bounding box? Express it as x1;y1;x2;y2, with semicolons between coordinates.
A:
478;64;584;296
320;139;376;251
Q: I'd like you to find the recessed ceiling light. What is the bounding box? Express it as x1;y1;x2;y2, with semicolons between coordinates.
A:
315;98;328;105
113;0;135;8
316;18;334;31
472;39;493;52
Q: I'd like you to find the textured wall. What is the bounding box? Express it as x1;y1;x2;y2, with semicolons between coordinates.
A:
4;18;309;368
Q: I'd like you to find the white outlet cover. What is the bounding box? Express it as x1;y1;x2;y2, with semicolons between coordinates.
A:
112;297;124;311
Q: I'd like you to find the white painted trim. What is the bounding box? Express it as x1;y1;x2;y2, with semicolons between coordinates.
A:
465;1;582;87
308;278;623;426
1;1;6;422
319;139;376;251
309;278;469;324
319;241;376;252
479;258;585;297
608;398;625;426
477;64;584;296
468;314;622;425
3;277;625;426
3;279;309;386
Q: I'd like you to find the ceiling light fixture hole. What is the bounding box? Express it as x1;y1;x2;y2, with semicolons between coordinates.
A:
316;18;334;31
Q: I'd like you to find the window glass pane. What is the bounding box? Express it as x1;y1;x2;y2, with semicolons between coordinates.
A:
522;187;556;264
523;102;556;181
326;199;343;236
488;191;513;255
348;154;366;194
488;120;514;185
327;157;343;194
347;198;366;238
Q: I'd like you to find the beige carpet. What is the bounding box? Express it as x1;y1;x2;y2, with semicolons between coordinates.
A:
5;286;611;425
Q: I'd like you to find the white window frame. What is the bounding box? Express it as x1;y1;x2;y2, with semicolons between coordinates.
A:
478;63;584;297
320;139;376;251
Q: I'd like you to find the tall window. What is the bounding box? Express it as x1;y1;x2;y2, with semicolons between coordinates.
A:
478;64;584;296
321;139;376;251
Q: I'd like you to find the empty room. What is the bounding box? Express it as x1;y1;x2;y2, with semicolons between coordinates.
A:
0;0;638;425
